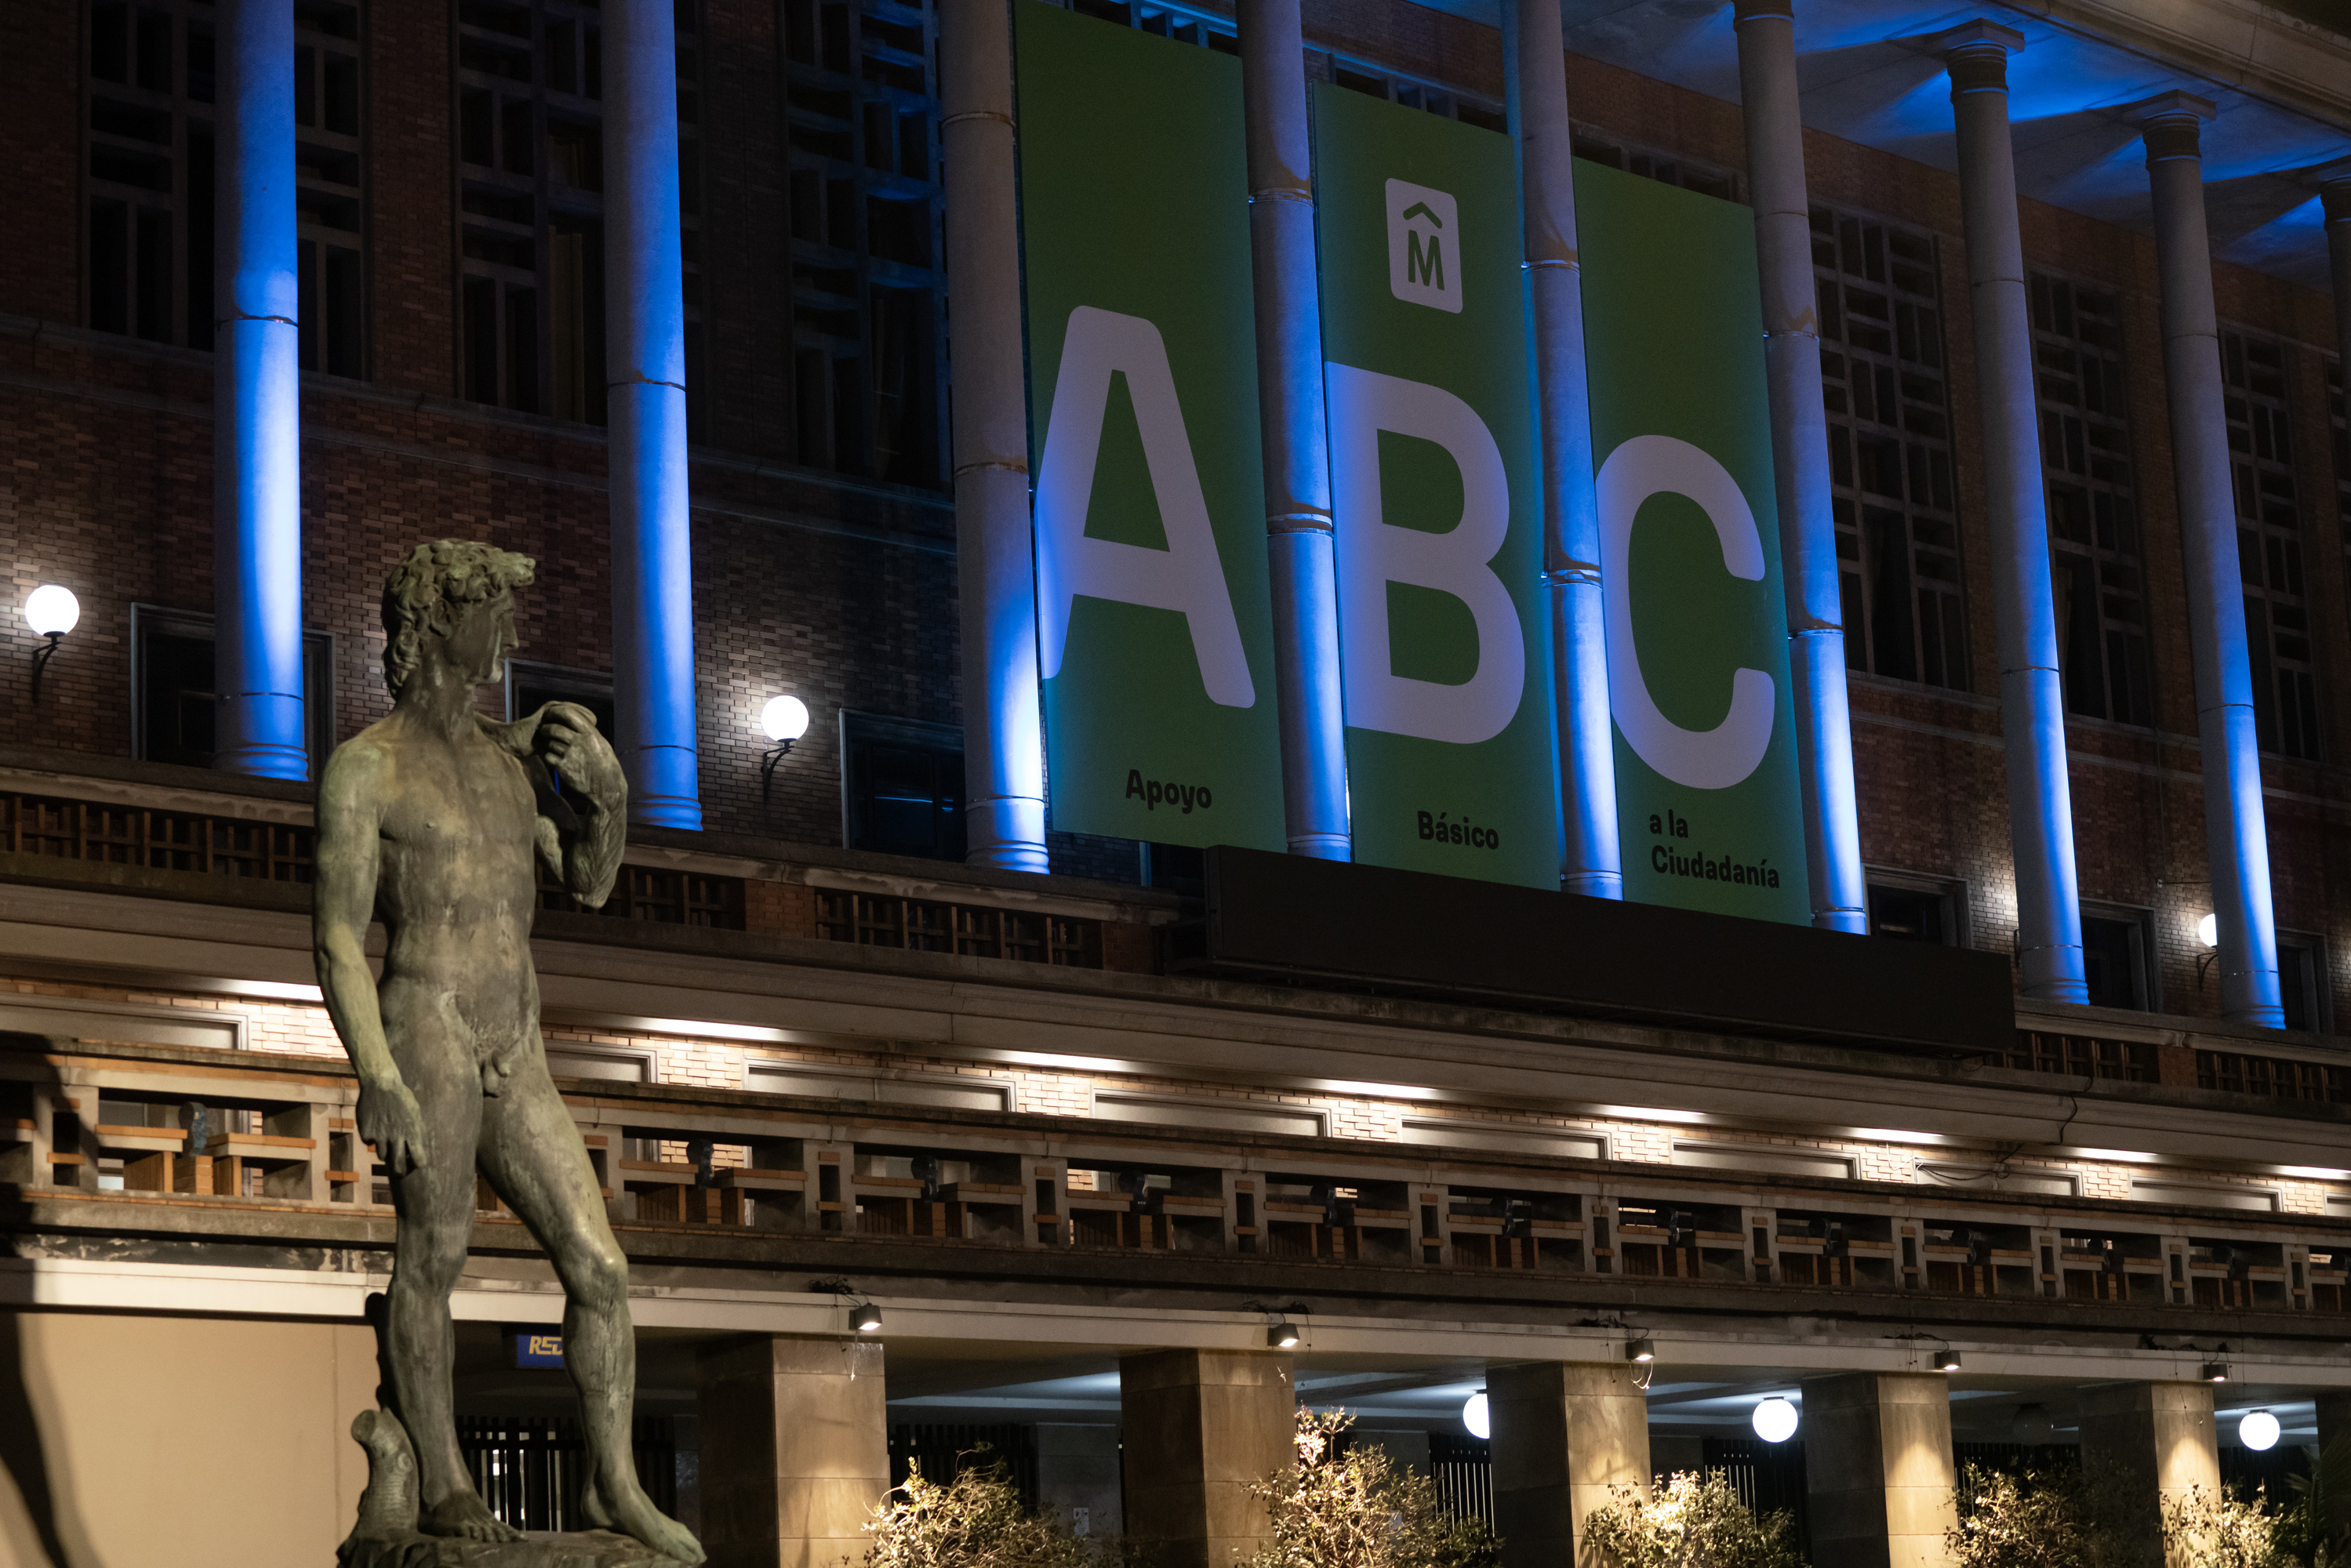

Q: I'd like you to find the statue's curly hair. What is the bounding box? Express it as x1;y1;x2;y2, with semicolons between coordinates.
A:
380;539;536;695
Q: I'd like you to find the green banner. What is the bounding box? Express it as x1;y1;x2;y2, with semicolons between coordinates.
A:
1311;85;1557;890
1014;3;1285;851
1576;160;1809;924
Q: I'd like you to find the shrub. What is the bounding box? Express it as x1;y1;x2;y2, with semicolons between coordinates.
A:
863;1448;1101;1568
1244;1408;1503;1568
2162;1483;2291;1568
1582;1470;1805;1568
1946;1463;2091;1568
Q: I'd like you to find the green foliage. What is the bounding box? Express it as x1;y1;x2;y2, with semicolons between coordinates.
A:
1243;1408;1503;1568
863;1448;1121;1568
1946;1463;2092;1568
1581;1470;1805;1568
2277;1428;2351;1568
2162;1483;2295;1568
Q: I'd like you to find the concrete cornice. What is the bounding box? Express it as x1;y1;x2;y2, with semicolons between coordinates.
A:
2027;0;2351;129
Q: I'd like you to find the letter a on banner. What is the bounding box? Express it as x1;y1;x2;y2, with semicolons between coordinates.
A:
1012;3;1284;850
1576;161;1808;924
1312;85;1557;890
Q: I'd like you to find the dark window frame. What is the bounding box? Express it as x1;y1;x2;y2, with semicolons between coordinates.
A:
1864;867;1968;948
838;709;964;862
2224;326;2320;760
2079;902;2158;1014
129;603;337;776
2278;928;2332;1036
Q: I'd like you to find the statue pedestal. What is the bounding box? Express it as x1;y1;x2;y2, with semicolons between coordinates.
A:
342;1529;685;1567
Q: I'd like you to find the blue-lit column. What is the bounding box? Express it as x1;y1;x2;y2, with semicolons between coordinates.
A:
604;0;701;828
213;0;306;779
1941;24;2087;1002
1735;0;1866;934
2144;96;2283;1026
940;0;1048;871
1503;0;1615;899
1241;0;1349;860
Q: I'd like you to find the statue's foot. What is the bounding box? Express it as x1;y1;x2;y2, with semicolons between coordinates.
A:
419;1490;523;1544
583;1476;705;1564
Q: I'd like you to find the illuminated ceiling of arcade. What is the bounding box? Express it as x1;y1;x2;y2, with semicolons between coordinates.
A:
1416;0;2351;292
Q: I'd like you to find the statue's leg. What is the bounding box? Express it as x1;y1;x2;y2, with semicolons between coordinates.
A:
383;1056;518;1544
481;1043;703;1564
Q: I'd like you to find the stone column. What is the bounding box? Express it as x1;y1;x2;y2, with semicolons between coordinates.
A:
1241;0;1350;862
1489;1360;1652;1568
213;0;307;781
696;1333;890;1568
2142;93;2284;1025
2326;177;2351;387
1735;0;1866;934
1939;22;2087;1002
941;0;1048;873
1120;1348;1295;1568
1503;0;1618;901
1800;1372;1957;1568
1037;1423;1125;1538
2077;1381;2221;1568
605;0;702;828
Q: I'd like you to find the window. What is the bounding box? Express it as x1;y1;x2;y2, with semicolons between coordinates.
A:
2080;906;2154;1012
455;0;704;426
2224;328;2319;760
504;659;614;742
130;605;336;775
1866;873;1963;946
2279;931;2331;1035
1328;56;1506;135
840;711;963;861
1139;841;1205;897
2032;274;2151;726
1570;132;1742;203
1815;206;1968;691
783;0;945;487
85;0;365;372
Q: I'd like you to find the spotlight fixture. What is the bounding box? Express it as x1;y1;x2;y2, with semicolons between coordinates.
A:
24;583;78;702
1625;1338;1656;1364
1752;1396;1799;1444
2202;1362;2229;1384
851;1300;884;1333
759;694;812;802
2240;1410;2280;1452
1268;1319;1301;1349
1462;1389;1491;1439
1934;1347;1962;1374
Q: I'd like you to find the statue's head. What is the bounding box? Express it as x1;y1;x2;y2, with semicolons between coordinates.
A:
381;539;537;696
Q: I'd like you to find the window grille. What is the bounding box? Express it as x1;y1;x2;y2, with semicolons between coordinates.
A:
453;0;705;429
1570;130;1742;202
85;0;367;373
2224;328;2319;760
1815;205;1968;691
2032;274;2152;726
535;860;746;929
2197;1050;2349;1103
2002;1032;2157;1083
781;0;946;487
2;790;315;882
813;890;1102;967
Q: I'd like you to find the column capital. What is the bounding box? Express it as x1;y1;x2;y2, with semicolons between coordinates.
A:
2135;89;2218;164
1931;19;2025;60
1731;0;1795;24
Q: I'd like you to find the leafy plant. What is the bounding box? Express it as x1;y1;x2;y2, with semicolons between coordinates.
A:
1946;1463;2091;1568
863;1447;1110;1568
1582;1469;1805;1568
1244;1408;1502;1568
2277;1428;2351;1568
2162;1483;2291;1568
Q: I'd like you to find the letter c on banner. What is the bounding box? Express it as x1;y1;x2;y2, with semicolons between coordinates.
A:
1597;434;1775;790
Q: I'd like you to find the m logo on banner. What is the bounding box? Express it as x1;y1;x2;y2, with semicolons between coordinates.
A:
1386;179;1461;313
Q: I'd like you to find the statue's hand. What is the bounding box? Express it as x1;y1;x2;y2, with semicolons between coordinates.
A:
532;702;623;804
356;1076;428;1177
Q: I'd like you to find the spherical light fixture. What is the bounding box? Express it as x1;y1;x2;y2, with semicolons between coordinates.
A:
2240;1410;2280;1452
1463;1390;1491;1440
761;694;811;743
2197;913;2219;949
23;584;79;702
24;584;79;637
759;694;813;802
1752;1396;1799;1443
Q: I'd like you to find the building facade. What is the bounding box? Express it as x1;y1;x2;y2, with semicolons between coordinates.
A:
3;0;2351;1564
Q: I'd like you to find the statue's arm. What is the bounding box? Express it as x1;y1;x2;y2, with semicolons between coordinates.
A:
312;742;427;1174
507;702;627;909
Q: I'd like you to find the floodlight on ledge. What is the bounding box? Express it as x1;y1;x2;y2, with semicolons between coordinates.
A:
1625;1338;1656;1363
24;584;78;702
1934;1347;1962;1373
760;694;812;803
2202;1362;2229;1385
1268;1319;1301;1350
851;1301;883;1333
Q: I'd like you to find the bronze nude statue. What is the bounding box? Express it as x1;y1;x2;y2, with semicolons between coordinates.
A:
315;540;703;1565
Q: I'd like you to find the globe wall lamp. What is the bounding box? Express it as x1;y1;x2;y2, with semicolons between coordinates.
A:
24;584;79;702
2197;912;2220;989
1752;1396;1799;1443
1462;1388;1491;1439
760;694;811;803
2239;1410;2280;1451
